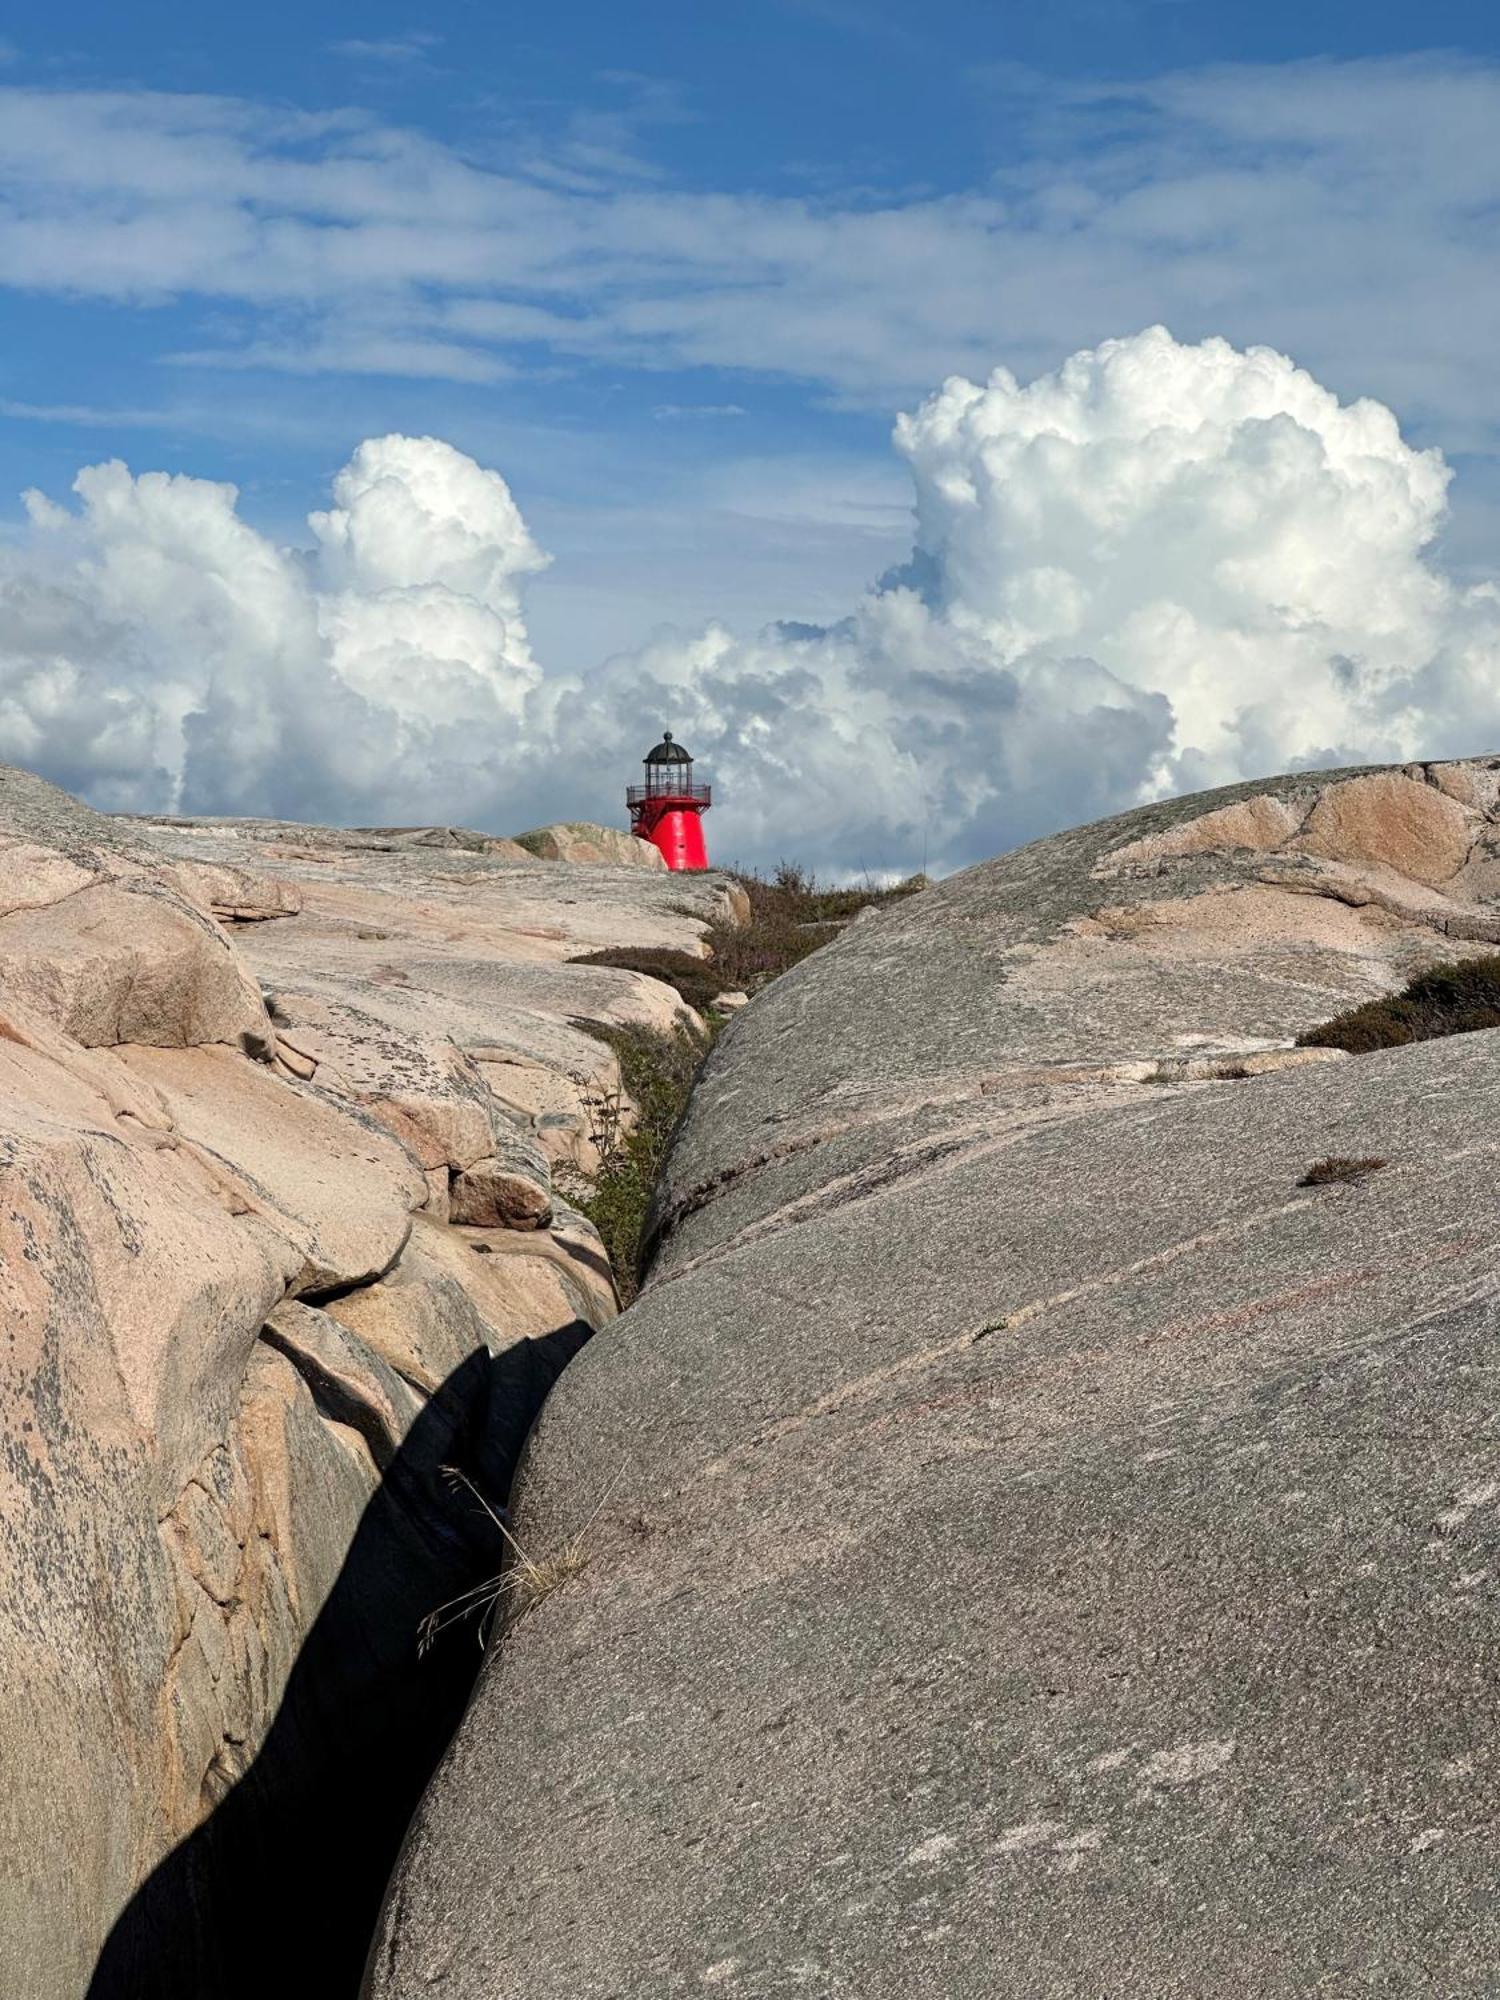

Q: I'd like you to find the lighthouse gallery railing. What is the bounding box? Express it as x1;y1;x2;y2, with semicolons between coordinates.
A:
627;781;712;807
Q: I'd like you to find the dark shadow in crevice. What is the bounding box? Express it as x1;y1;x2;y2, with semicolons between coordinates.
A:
87;1317;594;2000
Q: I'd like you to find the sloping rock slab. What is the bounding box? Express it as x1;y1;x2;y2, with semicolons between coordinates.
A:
370;755;1500;1998
0;878;269;1048
117;1045;425;1296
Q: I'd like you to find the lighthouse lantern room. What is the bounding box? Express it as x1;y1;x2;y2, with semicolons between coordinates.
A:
627;731;712;871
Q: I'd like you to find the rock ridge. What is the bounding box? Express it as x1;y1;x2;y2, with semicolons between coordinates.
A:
369;754;1500;1998
0;763;738;1999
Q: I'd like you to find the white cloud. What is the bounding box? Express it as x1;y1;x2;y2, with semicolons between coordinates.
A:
0;435;546;821
652;404;747;422
4;58;1500;434
165;333;515;384
4;329;1500;870
514;77;691;193
1;398;180;429
328;33;443;64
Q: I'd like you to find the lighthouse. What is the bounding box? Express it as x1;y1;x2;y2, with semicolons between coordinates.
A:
627;730;712;871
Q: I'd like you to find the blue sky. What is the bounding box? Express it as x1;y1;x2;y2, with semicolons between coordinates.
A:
5;3;1500;861
7;2;1500;659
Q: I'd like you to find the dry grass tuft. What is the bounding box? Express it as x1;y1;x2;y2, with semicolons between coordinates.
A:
507;1537;592;1613
417;1468;596;1654
1298;1155;1388;1187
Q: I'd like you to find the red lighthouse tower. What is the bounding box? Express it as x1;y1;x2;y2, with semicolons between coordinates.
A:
627;730;711;871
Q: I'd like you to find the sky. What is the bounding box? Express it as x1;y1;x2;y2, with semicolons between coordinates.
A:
5;2;1500;870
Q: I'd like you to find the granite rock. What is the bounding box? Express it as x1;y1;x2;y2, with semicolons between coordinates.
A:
512;820;669;868
0;765;739;1998
371;755;1500;1999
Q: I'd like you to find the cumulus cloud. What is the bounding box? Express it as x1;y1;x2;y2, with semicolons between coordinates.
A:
0;435;547;823
4;328;1500;870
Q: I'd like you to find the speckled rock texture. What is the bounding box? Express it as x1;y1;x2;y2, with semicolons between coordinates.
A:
512;820;669;868
371;755;1500;2000
0;768;738;2000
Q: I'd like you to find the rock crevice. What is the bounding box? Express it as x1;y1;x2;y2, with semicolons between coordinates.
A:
369;754;1500;1999
0;765;738;1999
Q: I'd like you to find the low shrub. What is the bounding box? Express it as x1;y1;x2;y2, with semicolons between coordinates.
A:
567;945;725;1013
704;861;927;995
509;828;554;858
570;863;927;1008
1296;954;1500;1054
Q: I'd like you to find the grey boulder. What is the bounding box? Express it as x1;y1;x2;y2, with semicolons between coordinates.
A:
371;756;1500;1997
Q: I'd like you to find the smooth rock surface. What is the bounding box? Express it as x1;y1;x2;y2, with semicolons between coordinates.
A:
0;767;739;1999
372;755;1500;1999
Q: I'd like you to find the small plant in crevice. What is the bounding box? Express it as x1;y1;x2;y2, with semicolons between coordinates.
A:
1297;954;1500;1054
561;863;927;1298
569;862;927;1005
557;1020;716;1304
704;861;927;996
1298;1156;1388;1187
417;1468;593;1654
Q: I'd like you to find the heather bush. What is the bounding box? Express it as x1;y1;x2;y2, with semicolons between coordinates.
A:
1296;955;1500;1054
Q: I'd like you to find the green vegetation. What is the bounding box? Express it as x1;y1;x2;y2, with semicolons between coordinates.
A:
560;1020;715;1304
705;861;927;993
571;861;927;1004
1296;954;1500;1054
565;864;928;1298
1298;1156;1388;1187
566;945;725;1012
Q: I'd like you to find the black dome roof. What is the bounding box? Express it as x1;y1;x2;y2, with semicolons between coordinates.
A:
644;730;693;765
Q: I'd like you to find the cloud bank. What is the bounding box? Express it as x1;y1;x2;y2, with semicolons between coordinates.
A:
5;57;1500;439
4;327;1499;871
